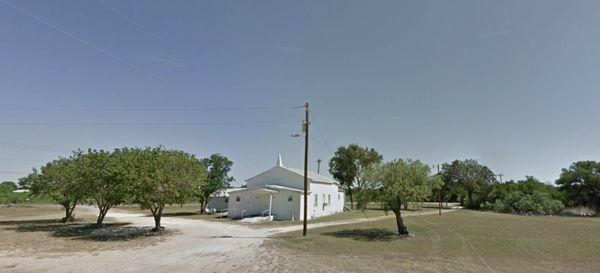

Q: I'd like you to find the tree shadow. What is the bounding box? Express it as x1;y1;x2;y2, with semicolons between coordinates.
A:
323;228;404;241
0;219;167;242
161;211;200;217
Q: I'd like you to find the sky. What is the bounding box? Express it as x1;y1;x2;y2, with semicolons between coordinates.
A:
1;0;600;185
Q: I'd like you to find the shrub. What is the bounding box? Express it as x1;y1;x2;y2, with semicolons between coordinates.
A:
481;190;564;215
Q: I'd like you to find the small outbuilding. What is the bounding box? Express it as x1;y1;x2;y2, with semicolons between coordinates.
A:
228;155;345;220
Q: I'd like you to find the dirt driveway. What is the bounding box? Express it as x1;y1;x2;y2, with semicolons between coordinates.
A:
0;208;271;273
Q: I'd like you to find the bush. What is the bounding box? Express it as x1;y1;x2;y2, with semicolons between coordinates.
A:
480;190;564;215
480;201;494;211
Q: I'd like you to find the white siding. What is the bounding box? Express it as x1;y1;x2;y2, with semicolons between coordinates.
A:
228;161;345;221
270;191;301;220
308;182;343;218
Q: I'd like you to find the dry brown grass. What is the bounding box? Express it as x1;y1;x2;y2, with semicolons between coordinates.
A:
263;210;600;273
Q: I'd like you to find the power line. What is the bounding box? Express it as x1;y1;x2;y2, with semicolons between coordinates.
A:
97;0;171;46
0;120;302;127
0;106;295;112
310;112;333;154
1;0;140;70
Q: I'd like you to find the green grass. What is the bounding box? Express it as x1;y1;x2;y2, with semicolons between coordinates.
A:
0;192;54;205
265;210;600;272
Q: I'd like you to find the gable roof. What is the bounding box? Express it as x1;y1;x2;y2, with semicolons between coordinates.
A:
245;155;339;185
283;166;338;184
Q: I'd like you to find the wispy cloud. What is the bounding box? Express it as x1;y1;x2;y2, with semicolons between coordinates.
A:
275;45;302;54
481;29;512;40
151;56;184;68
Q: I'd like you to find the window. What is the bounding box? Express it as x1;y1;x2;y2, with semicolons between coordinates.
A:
235;196;240;202
338;193;340;200
328;194;331;204
225;197;229;203
314;194;318;206
288;196;293;202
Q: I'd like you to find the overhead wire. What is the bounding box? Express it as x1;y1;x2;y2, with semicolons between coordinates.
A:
1;0;141;70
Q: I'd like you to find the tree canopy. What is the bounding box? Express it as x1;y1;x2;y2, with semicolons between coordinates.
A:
127;147;207;231
0;181;17;192
329;144;382;208
198;153;234;214
556;161;600;213
22;147;209;230
78;149;131;226
440;159;497;209
33;155;86;222
363;159;442;235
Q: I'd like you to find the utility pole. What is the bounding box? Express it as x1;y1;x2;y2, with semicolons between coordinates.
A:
291;103;310;236
496;173;503;183
437;164;442;215
316;159;322;174
302;102;309;237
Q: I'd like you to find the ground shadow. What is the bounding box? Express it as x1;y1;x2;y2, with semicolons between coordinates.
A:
0;219;167;242
161;211;201;217
323;228;404;241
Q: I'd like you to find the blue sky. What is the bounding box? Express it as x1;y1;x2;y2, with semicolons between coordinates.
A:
1;0;600;185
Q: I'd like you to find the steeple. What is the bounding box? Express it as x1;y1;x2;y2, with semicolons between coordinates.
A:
277;154;283;167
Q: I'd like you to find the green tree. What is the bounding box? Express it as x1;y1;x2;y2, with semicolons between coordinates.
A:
363;159;442;235
487;176;562;203
198;154;234;214
0;181;17;192
440;159;497;209
128;147;207;231
556;161;600;213
329;144;382;209
18;170;38;190
78;149;131;226
31;155;86;222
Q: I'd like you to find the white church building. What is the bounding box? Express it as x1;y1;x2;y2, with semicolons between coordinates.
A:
228;155;345;220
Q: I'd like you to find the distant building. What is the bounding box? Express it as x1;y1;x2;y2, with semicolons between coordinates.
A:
228;155;345;220
206;187;244;212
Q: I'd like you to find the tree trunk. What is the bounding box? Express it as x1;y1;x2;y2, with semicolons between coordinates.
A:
152;204;164;232
95;204;110;227
392;209;409;235
199;200;208;215
347;188;354;210
153;214;161;231
63;203;76;223
467;190;473;209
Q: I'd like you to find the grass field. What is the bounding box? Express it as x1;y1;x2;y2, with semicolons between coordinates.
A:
0;205;170;255
264;210;600;273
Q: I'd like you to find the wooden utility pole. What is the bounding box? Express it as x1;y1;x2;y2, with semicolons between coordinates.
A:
303;102;309;237
316;159;322;174
438;164;442;215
